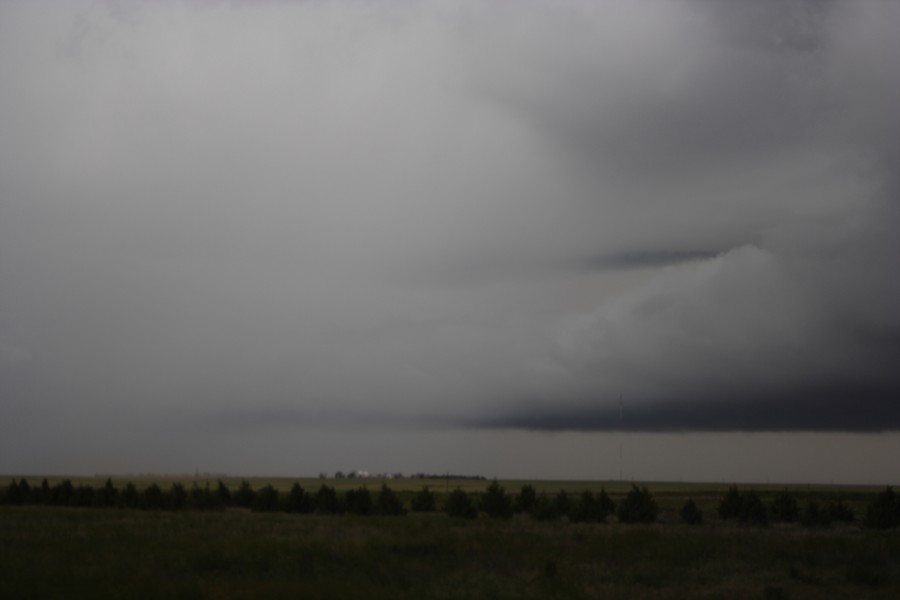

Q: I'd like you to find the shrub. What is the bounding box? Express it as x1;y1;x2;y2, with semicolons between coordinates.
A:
864;487;899;530
680;498;703;525
617;485;658;524
411;486;436;512
376;485;406;516
480;480;512;518
770;490;800;523
286;483;313;514
445;488;477;519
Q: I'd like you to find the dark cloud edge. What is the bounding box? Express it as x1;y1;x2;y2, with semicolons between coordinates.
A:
188;383;900;434
457;386;900;433
578;249;728;272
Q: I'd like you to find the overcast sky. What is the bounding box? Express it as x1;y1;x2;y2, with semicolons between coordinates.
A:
1;0;899;483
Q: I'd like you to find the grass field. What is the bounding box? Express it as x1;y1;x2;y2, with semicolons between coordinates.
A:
1;478;898;598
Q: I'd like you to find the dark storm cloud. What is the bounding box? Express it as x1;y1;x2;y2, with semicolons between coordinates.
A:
484;197;900;431
462;0;900;432
469;382;900;433
479;0;833;179
1;0;899;477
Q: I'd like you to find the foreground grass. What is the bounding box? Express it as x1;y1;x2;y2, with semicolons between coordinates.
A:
2;506;899;599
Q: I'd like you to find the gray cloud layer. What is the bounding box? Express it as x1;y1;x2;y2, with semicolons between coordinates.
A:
1;0;898;466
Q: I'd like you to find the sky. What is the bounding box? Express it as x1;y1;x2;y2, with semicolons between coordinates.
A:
1;0;899;484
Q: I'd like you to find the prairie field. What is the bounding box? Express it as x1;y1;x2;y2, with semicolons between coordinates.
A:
2;478;898;599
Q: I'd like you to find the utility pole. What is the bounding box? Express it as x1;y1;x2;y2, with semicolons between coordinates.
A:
618;395;624;482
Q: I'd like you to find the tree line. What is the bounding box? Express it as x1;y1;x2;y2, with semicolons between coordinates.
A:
2;478;898;529
715;484;900;529
0;478;405;515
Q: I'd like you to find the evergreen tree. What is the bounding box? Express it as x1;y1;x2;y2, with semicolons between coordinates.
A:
738;490;768;526
597;489;616;521
617;485;658;523
120;483;139;509
571;490;616;523
190;483;223;511
410;486;436;512
444;488;477;519
285;483;313;514
770;490;799;523
253;484;280;512
139;484;165;510
17;479;31;504
345;487;373;515
168;483;188;510
314;484;343;514
376;484;406;516
35;479;51;505
680;498;703;525
232;481;256;509
827;500;854;523
480;480;512;518
719;485;743;520
3;479;21;505
569;491;595;523
864;487;899;530
51;480;75;506
96;478;118;508
553;490;572;519
801;500;831;527
514;484;537;515
72;485;96;507
531;495;560;521
216;481;232;507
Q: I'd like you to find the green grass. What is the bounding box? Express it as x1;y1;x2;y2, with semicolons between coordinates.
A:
2;504;899;599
